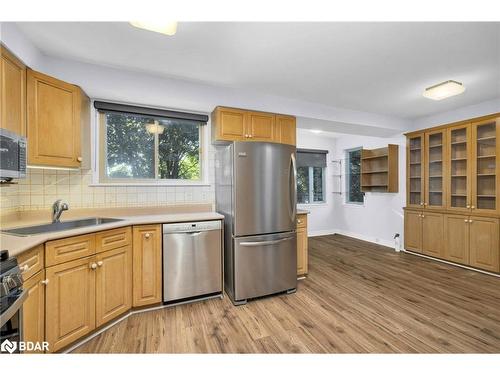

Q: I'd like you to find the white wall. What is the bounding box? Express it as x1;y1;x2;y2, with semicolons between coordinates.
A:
296;129;337;236
331;134;406;248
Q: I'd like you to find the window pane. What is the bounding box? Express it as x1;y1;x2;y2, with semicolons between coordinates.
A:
313;167;324;202
347;149;364;203
158;119;201;180
105;113;155;179
297;166;310;203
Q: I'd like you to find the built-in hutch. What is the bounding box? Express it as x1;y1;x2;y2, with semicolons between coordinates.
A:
404;114;500;273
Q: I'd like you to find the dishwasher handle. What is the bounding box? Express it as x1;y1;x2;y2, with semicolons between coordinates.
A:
239;236;294;247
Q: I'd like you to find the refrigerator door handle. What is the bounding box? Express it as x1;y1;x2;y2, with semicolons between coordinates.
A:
290;153;297;221
239;236;295;247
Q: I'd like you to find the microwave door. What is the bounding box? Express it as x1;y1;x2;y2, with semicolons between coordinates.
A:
0;134;20;178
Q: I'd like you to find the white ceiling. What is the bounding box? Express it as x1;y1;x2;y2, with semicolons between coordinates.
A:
15;22;500;120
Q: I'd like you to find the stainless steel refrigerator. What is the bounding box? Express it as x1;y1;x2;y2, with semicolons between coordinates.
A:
215;141;297;305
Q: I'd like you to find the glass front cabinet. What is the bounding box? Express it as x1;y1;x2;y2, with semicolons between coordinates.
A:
407;133;424;208
425;129;446;209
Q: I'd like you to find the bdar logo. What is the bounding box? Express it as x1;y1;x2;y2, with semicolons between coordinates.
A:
1;339;17;353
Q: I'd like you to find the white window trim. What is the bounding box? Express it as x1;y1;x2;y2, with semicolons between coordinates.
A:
344;147;365;206
90;101;210;187
297;165;327;205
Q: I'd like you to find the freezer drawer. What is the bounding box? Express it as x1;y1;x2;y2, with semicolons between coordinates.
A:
163;222;222;302
233;232;297;302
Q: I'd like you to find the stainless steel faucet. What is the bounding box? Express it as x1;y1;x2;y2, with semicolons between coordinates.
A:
52;199;69;223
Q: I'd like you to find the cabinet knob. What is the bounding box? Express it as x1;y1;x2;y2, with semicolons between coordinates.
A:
424;203;427;206
77;156;83;162
249;134;253;138
20;264;29;273
469;219;473;223
90;263;97;270
471;206;475;209
297;219;302;224
144;233;151;239
420;202;424;206
41;279;49;285
97;261;103;267
466;205;470;209
464;219;468;223
421;215;425;218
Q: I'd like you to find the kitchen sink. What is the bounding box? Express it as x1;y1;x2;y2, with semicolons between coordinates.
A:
1;217;124;236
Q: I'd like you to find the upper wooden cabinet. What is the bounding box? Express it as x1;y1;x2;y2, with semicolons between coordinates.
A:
211;106;296;145
361;144;399;193
446;123;471;212
1;45;26;135
425;129;446;209
27;69;89;168
407;133;425;208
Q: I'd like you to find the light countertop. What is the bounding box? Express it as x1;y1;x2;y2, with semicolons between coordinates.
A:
297;209;310;214
1;205;223;258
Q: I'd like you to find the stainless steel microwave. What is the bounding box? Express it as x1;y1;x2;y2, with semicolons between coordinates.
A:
0;128;27;180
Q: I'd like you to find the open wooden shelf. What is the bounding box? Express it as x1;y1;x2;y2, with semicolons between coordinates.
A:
361;144;398;193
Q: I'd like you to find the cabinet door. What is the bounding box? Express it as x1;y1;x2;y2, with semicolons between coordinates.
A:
471;118;499;214
247;111;275;142
45;256;96;352
424;129;446;209
45;233;96;267
1;45;26;135
213;107;247;141
22;270;46;353
446;124;472;212
276;115;296;145
297;227;308;276
404;210;422;252
469;216;499;272
443;214;470;265
407;134;425;208
27;69;83;168
132;225;162;307
96;246;132;327
421;212;444;258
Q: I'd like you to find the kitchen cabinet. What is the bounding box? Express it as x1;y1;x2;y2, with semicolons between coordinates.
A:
95;246;132;326
17;244;44;281
275;115;296;146
45;233;96;267
96;226;132;254
443;214;470;265
1;45;26;135
45;256;96;352
404;210;423;252
424;129;447;209
296;213;308;276
211;106;296;146
446;123;471;212
469;216;499;272
132;225;162;307
421;212;444;258
22;270;45;353
27;68;89;168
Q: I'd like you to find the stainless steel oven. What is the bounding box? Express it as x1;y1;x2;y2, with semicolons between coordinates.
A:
0;128;27;180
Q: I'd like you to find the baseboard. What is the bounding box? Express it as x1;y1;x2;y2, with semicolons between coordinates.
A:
328;229;395;249
308;229;337;237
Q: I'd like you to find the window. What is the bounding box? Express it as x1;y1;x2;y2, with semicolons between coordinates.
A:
345;147;364;204
296;149;328;204
96;102;207;184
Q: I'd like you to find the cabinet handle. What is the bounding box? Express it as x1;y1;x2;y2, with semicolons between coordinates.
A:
41;279;49;285
297;219;302;224
464;219;468;223
469;219;473;223
97;261;103;267
144;233;151;239
471;206;475;209
249;134;253;138
20;264;29;273
421;215;425;218
90;263;97;270
424;203;427;206
420;202;424;206
466;204;470;209
77;156;83;162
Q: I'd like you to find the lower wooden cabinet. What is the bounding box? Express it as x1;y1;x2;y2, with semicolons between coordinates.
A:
443;214;470;265
132;225;162;307
22;270;46;353
297;214;308;276
45;256;96;352
421;212;444;258
469;216;500;272
406;210;500;273
95;246;132;326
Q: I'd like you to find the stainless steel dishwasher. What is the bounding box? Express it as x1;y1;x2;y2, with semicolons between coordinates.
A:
163;221;223;303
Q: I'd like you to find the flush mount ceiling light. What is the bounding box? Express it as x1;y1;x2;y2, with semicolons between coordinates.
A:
310;129;323;134
423;80;465;101
129;21;178;36
145;120;165;135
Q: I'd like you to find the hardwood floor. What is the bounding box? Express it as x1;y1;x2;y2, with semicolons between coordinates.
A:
73;234;500;353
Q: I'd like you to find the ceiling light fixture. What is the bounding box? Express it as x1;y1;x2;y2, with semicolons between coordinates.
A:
423;80;465;101
310;129;323;134
145;120;165;135
129;21;178;36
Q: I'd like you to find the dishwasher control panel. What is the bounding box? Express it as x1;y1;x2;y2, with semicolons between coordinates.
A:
162;220;221;234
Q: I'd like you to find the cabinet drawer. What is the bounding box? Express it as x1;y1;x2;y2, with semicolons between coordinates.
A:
16;244;44;281
296;214;307;229
45;234;96;267
96;226;132;254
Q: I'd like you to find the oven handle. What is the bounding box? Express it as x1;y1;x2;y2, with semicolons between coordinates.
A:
0;289;28;327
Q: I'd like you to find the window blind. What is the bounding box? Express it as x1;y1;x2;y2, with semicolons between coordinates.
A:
297;148;328;168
